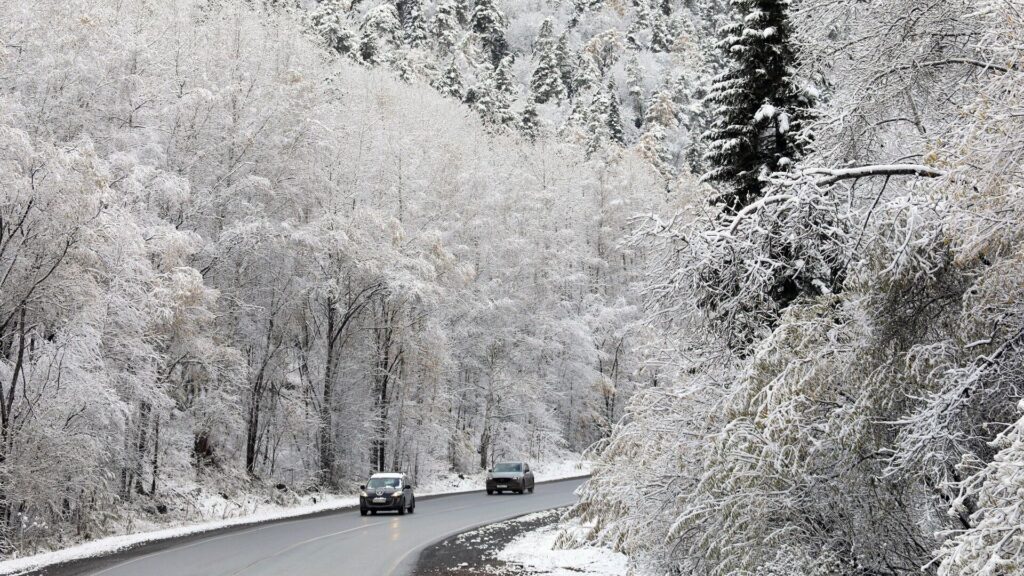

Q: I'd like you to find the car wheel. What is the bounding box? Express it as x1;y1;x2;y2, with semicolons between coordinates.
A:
360;509;368;516
497;490;502;494
528;486;534;494
398;505;406;515
371;510;377;515
487;489;494;495
408;505;415;514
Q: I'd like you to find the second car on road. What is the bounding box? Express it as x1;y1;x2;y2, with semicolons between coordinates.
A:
486;461;535;495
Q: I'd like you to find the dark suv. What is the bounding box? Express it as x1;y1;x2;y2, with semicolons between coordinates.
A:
360;473;415;515
486;461;535;494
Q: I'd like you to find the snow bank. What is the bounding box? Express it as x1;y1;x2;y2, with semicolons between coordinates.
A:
496;522;631;576
0;458;589;575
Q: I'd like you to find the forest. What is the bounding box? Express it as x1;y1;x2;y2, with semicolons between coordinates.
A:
2;0;1024;573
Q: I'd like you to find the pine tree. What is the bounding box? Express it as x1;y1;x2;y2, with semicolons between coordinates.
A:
604;80;625;145
533;17;556;53
470;0;509;65
358;5;402;65
432;1;462;54
530;19;565;104
310;0;357;57
520;100;541;140
626;0;651;49
555;33;577;99
650;13;672;52
701;0;814;212
433;60;465;99
584;81;625;155
470;58;517;127
573;53;601;96
625;54;645;127
402;0;429;47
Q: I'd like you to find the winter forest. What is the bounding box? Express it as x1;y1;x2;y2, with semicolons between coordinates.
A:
1;0;1023;573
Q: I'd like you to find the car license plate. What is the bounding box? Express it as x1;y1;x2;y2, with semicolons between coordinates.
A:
497;484;507;488
373;497;386;503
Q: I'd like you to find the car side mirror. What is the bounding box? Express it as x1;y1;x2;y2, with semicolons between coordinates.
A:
359;485;366;490
487;468;493;473
408;484;414;489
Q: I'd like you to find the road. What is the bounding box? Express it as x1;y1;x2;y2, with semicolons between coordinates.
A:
25;477;586;576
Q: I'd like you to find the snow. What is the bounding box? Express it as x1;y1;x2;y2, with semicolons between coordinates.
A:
497;522;631;576
754;102;776;122
0;458;590;576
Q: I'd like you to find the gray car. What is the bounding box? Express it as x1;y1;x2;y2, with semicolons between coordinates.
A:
485;461;535;494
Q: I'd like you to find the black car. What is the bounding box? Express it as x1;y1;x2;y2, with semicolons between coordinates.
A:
486;461;535;494
360;473;416;515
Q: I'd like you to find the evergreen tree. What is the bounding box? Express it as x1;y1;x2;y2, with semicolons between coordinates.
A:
701;0;814;212
625;54;645;127
604;80;625;145
530;19;565;104
402;0;429;47
358;4;402;65
555;33;576;99
470;0;509;65
310;0;357;57
650;13;672;52
625;3;650;50
533;17;556;53
573;53;601;96
520;100;541;140
584;80;625;155
470;58;517;127
432;1;462;54
433;60;465;99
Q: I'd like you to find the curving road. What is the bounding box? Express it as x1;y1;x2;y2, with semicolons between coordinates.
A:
24;477;586;576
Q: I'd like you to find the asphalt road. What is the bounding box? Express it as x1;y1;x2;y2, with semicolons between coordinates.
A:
24;477;586;576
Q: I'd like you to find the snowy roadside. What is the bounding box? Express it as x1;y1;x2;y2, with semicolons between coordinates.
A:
412;507;638;576
0;458;589;575
497;521;632;576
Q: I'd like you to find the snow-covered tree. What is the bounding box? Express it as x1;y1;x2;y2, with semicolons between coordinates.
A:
470;0;508;65
434;59;465;99
701;0;814;212
530;19;566;104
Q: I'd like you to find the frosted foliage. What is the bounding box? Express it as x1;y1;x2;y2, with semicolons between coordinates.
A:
572;0;1024;575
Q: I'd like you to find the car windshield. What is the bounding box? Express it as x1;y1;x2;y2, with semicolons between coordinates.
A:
493;463;522;473
367;477;401;489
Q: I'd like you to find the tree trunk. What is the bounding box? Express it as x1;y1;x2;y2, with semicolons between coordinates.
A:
150;415;160;496
319;297;337;487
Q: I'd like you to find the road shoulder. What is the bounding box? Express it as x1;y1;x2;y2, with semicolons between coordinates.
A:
411;507;630;576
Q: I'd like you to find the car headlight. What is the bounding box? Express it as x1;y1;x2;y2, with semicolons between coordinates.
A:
393;490;403;498
487;473;493;479
360;491;368;498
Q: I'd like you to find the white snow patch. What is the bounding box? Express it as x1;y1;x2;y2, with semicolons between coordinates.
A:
754;102;777;122
497;523;630;576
